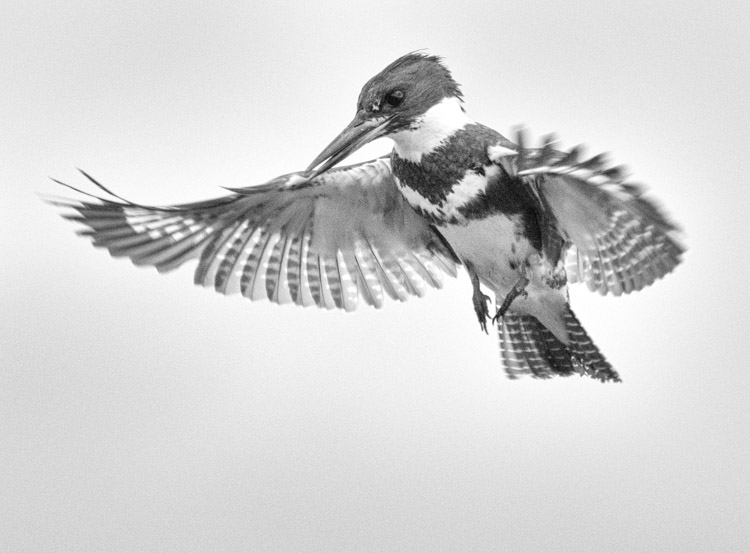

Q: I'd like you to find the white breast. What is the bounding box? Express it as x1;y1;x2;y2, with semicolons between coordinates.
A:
439;213;530;294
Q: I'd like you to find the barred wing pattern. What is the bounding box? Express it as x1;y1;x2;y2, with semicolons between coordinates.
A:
54;159;459;312
491;134;684;296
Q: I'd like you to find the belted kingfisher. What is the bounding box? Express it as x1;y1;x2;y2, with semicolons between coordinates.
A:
51;52;683;382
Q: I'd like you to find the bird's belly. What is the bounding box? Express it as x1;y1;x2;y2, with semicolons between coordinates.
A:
440;213;570;341
439;214;532;295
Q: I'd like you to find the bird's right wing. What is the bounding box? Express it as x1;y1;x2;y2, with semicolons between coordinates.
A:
51;158;459;312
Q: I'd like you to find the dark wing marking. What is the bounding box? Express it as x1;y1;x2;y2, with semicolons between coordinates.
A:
490;132;684;296
50;158;459;311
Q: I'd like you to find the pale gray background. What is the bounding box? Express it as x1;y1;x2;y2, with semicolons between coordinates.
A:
2;1;749;552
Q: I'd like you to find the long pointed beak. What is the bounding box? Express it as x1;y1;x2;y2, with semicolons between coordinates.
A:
306;114;391;179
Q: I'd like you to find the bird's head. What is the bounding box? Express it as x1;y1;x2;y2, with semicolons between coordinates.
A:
306;53;463;177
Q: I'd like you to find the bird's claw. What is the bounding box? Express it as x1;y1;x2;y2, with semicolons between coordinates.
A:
491;277;530;325
472;289;491;334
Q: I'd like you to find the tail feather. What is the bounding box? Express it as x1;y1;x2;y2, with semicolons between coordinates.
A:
499;309;620;382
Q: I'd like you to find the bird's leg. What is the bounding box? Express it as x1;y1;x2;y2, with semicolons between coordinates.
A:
467;263;491;334
492;276;530;325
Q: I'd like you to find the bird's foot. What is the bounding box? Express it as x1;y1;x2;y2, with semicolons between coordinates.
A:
491;277;530;325
466;262;491;334
542;265;567;290
472;287;492;334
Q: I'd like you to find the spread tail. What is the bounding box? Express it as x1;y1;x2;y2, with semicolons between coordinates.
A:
498;308;620;382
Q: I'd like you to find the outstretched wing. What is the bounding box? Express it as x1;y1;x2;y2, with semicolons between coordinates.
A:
51;158;459;311
491;133;684;296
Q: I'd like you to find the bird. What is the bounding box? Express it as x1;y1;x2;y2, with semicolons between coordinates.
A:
50;52;683;382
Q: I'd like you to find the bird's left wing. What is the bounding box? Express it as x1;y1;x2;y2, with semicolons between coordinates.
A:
51;158;459;311
490;134;684;296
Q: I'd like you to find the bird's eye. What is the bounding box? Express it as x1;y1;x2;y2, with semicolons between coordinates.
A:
384;90;405;107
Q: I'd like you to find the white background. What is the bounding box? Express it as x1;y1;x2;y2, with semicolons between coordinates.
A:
3;1;749;551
